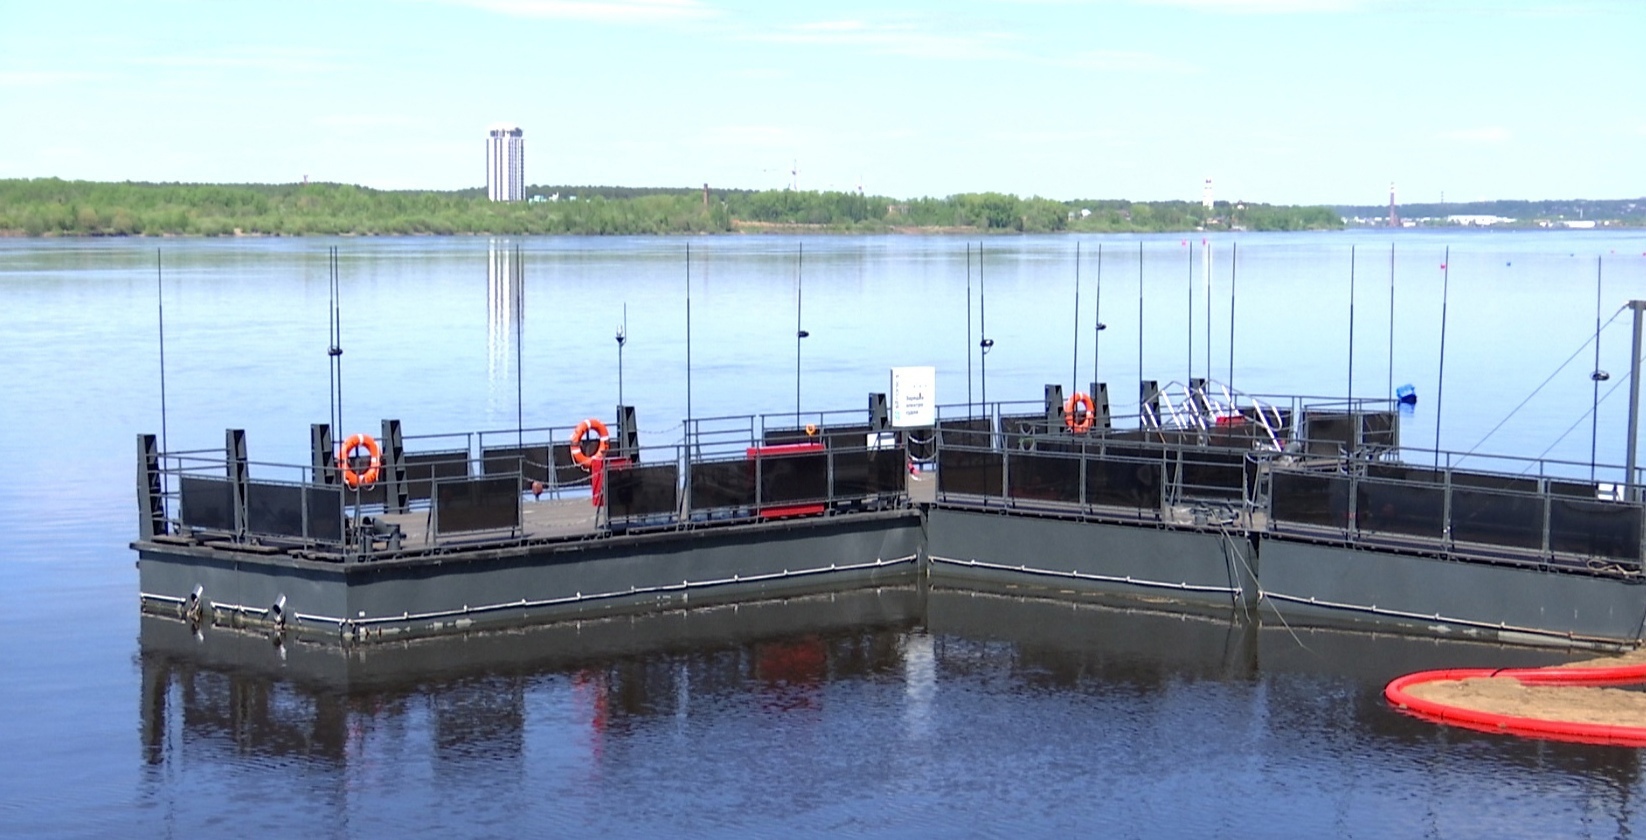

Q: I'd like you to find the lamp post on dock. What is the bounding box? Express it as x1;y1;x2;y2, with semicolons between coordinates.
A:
1626;300;1646;500
616;304;627;411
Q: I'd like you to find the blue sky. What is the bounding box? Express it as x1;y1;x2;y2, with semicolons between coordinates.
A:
1;0;1640;204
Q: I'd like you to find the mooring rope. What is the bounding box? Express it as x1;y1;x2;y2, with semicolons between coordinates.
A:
1460;304;1626;462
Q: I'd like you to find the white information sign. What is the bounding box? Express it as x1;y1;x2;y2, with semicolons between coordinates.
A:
889;366;936;428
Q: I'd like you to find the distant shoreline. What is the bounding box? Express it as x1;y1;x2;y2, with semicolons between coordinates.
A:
6;178;1639;238
0;178;1345;237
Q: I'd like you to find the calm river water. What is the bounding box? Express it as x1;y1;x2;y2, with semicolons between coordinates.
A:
4;231;1646;837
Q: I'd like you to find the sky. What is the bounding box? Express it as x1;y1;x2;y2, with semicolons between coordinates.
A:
0;0;1641;205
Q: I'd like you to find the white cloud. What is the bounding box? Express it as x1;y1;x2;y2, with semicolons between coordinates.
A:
433;0;714;22
1117;0;1374;11
1058;49;1199;74
0;71;106;86
315;114;419;129
1440;126;1511;143
755;18;1020;61
699;124;794;148
134;47;345;74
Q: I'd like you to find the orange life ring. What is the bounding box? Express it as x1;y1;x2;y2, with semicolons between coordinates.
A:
338;433;381;489
1064;392;1096;433
570;418;610;469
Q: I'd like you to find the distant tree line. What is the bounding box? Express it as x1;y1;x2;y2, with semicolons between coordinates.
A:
0;178;1343;237
1334;197;1646;225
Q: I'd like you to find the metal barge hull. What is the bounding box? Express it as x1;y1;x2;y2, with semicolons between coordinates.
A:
139;510;922;642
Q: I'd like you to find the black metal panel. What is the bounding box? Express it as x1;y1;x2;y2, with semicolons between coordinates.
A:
1451;488;1545;550
1549;479;1598;498
832;448;904;497
1000;413;1053;445
305;485;343;542
819;424;874;447
763;427;820;446
1269;471;1349;528
605;463;679;520
1550;499;1642;561
551;444;593;487
1006;452;1081;503
245;481;305;538
1204;422;1271;450
758;451;828;505
689;460;756;510
405;450;471;501
1451;471;1539;494
435;476;520;534
1084;448;1162;509
1366;464;1441;484
1302;412;1355;456
179;476;236;532
937;418;991;447
481;445;553;485
1176;449;1248;500
937;447;1003;497
1361;411;1398;448
1355;479;1445;540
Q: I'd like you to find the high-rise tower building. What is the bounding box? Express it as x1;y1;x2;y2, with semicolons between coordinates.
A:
487;124;525;202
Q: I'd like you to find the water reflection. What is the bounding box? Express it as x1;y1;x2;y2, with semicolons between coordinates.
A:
139;585;1643;835
487;238;522;399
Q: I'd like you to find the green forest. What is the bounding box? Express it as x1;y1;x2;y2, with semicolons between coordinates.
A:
0;178;1342;237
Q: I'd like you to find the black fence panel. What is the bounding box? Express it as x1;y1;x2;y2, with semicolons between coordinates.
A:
394;450;471;502
1550;499;1642;562
1356;479;1445;540
938;447;1003;497
1362;411;1398;448
1007;452;1082;504
481;445;553;485
435;476;520;534
689;460;756;511
758;451;828;505
936;421;992;451
1549;479;1599;498
246;481;305;538
1084;450;1162;510
1177;450;1248;501
999;414;1059;452
1366;464;1440;484
1205;421;1272;450
551;444;596;487
1450;471;1539;494
833;448;904;497
179;476;236;532
1270;471;1349;528
763;427;819;446
1303;412;1355;456
1450;488;1545;550
606;463;679;520
305;485;343;542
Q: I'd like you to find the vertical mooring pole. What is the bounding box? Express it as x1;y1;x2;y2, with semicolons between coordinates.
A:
1626;300;1646;500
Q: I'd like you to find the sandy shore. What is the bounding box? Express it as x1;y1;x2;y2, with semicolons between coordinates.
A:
1405;648;1646;727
